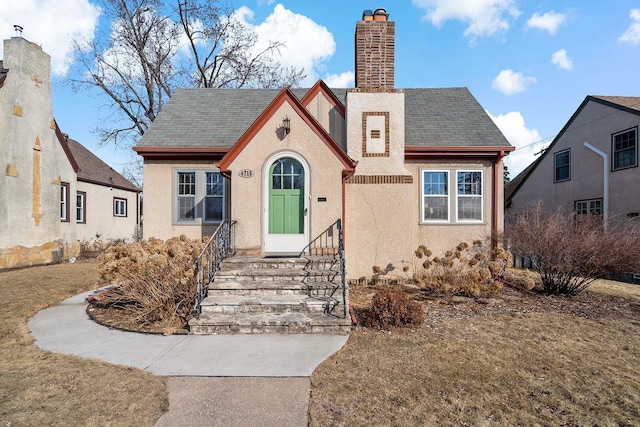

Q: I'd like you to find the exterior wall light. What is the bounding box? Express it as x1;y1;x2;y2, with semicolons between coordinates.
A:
283;116;290;135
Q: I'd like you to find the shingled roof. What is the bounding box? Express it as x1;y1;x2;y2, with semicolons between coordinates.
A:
65;138;140;192
136;86;509;149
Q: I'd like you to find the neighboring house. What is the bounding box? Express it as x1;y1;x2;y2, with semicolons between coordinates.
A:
505;96;640;221
135;9;514;279
0;35;140;269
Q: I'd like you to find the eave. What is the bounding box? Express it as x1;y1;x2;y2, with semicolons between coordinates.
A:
133;146;228;160
405;145;514;160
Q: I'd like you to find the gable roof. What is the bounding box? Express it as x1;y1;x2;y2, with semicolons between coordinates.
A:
218;86;356;172
135;84;510;154
64;137;140;192
505;95;640;206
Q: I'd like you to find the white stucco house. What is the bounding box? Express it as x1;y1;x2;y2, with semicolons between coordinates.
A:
0;35;141;269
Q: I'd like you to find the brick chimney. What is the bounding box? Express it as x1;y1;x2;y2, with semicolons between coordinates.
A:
355;8;395;92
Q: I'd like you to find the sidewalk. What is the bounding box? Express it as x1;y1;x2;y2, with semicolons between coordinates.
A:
28;289;349;426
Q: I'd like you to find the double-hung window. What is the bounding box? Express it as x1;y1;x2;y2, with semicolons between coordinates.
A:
113;198;127;217
60;182;70;222
457;171;483;222
612;127;637;170
204;172;224;223
421;171;449;222
554;149;570;182
177;172;196;221
76;191;86;223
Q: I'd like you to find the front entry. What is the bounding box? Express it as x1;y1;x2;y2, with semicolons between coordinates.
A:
263;155;308;254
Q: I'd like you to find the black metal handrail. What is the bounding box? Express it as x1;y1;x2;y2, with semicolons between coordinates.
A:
194;220;236;316
299;219;348;318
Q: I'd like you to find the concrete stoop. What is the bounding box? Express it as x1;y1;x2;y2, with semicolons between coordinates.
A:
189;256;351;335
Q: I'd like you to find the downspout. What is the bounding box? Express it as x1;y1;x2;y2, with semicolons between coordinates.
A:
492;152;506;247
583;142;609;230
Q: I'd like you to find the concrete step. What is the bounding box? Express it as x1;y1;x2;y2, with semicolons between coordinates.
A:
189;311;351;335
220;256;338;270
208;279;340;296
216;268;338;282
200;294;331;314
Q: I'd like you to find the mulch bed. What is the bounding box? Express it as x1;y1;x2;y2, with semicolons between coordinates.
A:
87;303;189;335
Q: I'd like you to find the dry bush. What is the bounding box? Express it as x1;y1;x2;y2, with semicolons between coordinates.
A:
409;241;510;297
78;237;128;259
503;269;537;291
369;287;425;329
94;235;205;330
505;203;640;295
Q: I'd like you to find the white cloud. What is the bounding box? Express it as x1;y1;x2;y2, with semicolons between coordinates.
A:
525;11;566;35
412;0;520;41
492;69;536;95
323;71;354;88
619;9;640;46
0;0;100;76
551;49;573;70
488;111;545;176
236;4;339;86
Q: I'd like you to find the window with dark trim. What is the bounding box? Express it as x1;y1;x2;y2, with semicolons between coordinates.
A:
612;127;637;170
554;149;570;182
60;182;70;222
113;197;127;217
76;191;86;223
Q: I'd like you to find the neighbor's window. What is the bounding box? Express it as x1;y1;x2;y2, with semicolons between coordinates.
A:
575;198;602;217
60;182;70;222
177;171;196;221
457;171;483;222
554;149;570;182
204;171;224;223
76;191;86;223
612;127;637;170
113;198;127;217
421;171;449;222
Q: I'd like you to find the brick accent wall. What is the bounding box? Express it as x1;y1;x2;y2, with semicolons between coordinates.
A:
355;20;395;92
346;175;413;184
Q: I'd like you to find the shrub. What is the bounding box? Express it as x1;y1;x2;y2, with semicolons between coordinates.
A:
409;241;510;297
505;202;640;295
94;235;205;330
369;287;425;329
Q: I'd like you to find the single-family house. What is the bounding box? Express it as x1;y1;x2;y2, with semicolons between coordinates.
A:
505;96;640;220
0;35;141;269
135;8;514;281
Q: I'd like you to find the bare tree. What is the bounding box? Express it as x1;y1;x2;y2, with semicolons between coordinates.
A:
69;0;304;149
505;202;640;295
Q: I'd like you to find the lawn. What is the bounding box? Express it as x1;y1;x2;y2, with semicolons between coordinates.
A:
0;259;167;426
310;279;640;426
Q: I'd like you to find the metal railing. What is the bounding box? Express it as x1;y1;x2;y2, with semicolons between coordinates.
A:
299;219;348;318
194;220;236;316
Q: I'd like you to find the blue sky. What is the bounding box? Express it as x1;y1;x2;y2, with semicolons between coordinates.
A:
2;1;639;177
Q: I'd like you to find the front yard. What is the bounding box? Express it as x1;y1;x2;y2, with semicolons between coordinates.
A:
1;259;639;426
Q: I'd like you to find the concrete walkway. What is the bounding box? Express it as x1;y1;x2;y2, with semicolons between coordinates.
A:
28;289;349;426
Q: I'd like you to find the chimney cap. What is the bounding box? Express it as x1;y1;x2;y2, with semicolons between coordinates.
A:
362;10;373;20
373;8;389;21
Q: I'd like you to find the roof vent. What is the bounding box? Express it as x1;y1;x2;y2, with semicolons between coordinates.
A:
13;25;23;37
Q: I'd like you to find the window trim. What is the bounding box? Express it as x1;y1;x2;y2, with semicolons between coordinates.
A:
113;197;127;217
420;170;450;223
456;170;484;223
554;149;571;183
203;171;225;224
612;126;638;171
60;182;70;222
76;191;86;224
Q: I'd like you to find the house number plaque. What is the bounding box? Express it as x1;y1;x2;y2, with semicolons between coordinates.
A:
238;169;254;178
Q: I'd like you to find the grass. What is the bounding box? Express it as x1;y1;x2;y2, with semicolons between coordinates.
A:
0;259;168;426
310;280;640;426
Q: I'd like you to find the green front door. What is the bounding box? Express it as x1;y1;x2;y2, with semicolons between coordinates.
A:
269;157;304;234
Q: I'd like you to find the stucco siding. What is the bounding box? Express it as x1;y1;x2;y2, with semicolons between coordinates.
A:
75;182;138;241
